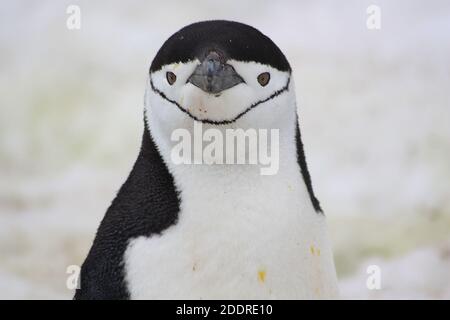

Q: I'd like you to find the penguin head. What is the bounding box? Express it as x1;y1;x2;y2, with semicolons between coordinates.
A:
147;20;294;128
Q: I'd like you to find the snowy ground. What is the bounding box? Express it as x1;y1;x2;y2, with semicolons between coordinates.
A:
1;0;449;299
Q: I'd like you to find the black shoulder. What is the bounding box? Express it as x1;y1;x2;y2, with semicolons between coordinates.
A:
74;122;180;299
295;115;323;214
150;20;291;73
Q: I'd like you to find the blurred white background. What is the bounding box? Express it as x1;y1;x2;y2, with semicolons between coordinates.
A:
0;0;449;299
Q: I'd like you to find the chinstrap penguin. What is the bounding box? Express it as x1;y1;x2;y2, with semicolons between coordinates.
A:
75;20;339;300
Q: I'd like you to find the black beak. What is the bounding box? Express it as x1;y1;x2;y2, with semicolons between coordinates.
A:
188;51;244;94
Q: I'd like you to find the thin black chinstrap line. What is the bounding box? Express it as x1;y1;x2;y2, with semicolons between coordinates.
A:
149;76;291;125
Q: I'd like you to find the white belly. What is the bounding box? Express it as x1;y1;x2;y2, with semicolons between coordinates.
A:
124;161;339;299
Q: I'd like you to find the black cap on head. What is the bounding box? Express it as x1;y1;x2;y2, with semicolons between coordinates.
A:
150;20;291;73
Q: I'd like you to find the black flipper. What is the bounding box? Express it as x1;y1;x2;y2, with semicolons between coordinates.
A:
295;114;323;213
74;120;180;299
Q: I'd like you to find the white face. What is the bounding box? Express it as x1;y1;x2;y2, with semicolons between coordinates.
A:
146;59;295;132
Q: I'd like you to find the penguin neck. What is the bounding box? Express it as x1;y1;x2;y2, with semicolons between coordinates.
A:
142;110;318;215
145;109;297;173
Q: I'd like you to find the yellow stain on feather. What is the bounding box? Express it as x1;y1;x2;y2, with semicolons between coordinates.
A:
310;244;321;256
258;269;266;284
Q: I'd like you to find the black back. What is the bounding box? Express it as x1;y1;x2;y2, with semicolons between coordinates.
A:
74;121;180;299
150;20;291;73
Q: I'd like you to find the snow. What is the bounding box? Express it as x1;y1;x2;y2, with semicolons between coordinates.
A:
340;244;450;299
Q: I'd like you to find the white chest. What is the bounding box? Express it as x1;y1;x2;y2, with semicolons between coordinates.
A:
124;159;338;299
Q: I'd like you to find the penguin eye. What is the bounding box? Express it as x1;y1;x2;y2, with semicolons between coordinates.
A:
166;72;177;85
257;72;270;86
